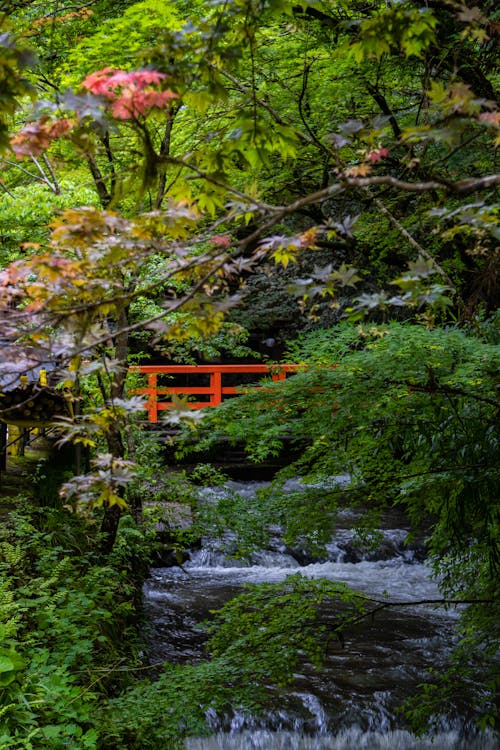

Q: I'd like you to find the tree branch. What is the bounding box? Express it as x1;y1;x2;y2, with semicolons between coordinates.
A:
42;153;61;194
343;597;497;632
102;131;116;201
366;190;459;294
365;80;402;139
155;104;179;209
400;380;499;408
2;158;58;192
85;153;112;207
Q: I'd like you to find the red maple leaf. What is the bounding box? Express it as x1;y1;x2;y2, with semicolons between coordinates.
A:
212;235;231;248
81;68;177;120
10;117;74;157
366;147;390;163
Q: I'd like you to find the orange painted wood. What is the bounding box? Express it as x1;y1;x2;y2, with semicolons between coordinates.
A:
147;373;158;423
210;370;222;407
129;364;303;423
132;364;301;374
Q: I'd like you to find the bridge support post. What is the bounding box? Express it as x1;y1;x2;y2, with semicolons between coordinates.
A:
209;371;222;407
147;374;158;423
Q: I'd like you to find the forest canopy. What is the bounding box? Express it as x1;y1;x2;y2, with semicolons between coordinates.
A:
0;0;498;748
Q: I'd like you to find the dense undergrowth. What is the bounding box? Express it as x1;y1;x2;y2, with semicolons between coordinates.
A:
0;503;147;749
0;500;374;750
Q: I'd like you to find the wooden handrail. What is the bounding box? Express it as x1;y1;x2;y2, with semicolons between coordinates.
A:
129;364;302;423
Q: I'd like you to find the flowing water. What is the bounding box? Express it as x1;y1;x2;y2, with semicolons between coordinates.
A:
143;480;498;750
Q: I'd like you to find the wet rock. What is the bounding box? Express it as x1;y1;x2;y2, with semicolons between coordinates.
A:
339;542;362;563
151;544;190;567
286;547;328;565
366;542;400;561
405;541;427;562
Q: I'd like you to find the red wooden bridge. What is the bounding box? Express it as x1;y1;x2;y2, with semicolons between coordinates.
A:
130;364;301;423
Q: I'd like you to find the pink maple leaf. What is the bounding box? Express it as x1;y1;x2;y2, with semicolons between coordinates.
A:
212;235;231;248
366;147;390;163
81;68;177;120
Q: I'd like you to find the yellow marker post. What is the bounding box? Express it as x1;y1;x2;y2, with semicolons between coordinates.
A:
9;425;22;456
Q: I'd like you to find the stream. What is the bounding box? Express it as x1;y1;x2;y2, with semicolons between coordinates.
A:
143;480;498;750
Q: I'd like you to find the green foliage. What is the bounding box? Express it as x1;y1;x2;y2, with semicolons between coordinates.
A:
188;463;230;486
129;297;253;362
196;480;342;559
195;322;499;550
0;505;145;749
98;575;368;749
186;321;500;726
98;659;235;750
126;423;169;501
31;455;73;508
3;0;499;331
350;5;438;62
205;575;367;678
0;179;99;264
0;27;34;151
59;0;184;85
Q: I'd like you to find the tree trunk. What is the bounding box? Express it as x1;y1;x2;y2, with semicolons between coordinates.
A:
99;305;131;554
99;503;122;556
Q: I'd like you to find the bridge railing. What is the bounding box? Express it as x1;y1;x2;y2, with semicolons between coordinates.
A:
129;364;302;423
